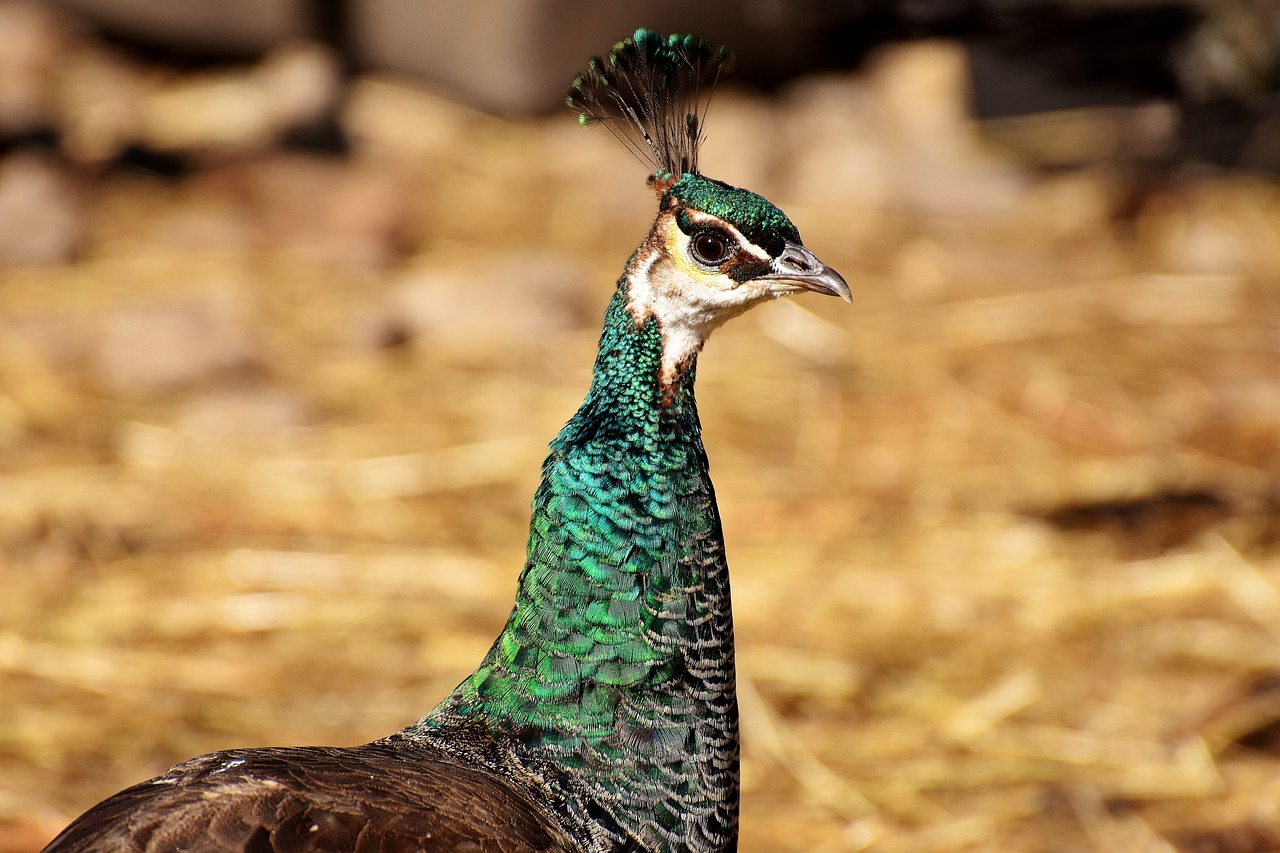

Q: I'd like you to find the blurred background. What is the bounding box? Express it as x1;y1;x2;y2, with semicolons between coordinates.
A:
1;1;1278;851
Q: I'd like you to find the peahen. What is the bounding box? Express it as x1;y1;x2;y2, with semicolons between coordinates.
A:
42;29;849;853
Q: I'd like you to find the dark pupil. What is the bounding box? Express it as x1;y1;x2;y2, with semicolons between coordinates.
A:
693;232;729;265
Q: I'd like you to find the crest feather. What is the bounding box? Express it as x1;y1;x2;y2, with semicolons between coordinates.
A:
567;28;733;180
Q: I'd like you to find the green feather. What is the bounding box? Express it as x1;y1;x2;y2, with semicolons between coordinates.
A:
419;276;739;850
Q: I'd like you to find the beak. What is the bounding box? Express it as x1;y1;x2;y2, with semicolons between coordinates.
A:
757;241;851;303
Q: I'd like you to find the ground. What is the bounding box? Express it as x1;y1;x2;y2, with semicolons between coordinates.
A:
1;24;1279;853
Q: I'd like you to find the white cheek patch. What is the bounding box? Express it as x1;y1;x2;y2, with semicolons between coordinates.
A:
624;220;779;389
624;250;714;385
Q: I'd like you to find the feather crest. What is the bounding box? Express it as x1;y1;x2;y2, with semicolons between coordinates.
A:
567;28;733;181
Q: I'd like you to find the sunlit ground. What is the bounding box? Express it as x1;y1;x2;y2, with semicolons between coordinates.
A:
1;25;1279;853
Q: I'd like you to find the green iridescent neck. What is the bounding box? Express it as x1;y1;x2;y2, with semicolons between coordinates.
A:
562;284;701;445
418;260;739;849
442;273;706;724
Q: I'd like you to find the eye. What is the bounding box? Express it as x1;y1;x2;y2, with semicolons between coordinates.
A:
690;230;733;266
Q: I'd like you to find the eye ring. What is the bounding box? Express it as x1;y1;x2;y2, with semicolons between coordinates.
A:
690;230;734;267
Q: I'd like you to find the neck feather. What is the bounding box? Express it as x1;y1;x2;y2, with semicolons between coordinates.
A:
418;260;739;853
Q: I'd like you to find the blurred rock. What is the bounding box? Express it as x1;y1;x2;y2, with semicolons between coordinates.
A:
872;40;1030;219
781;74;894;212
341;76;483;166
35;0;839;116
0;1;68;138
55;38;342;164
57;44;152;164
140;39;342;154
257;40;344;134
363;250;592;357
697;92;781;196
0;151;84;265
234;152;410;267
350;0;833;114
93;286;260;396
783;41;1029;220
48;0;309;55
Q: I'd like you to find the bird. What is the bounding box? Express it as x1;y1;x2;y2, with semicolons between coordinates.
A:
41;28;850;853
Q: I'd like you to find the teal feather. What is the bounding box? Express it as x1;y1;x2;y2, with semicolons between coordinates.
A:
419;249;743;849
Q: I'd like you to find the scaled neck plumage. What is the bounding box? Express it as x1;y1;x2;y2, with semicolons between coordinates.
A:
413;251;738;853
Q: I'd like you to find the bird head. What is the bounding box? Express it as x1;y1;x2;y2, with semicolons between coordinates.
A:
569;29;849;382
624;173;849;384
656;172;850;305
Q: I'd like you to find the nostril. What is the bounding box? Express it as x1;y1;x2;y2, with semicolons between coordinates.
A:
781;251;815;272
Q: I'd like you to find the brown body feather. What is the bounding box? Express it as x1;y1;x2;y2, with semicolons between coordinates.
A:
42;738;577;853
